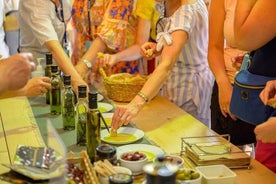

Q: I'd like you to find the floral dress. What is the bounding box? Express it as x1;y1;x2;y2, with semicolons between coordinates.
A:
97;0;140;74
71;0;109;64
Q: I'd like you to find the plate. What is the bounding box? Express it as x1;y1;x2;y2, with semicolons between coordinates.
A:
101;127;144;145
117;144;165;162
101;112;113;127
98;102;113;113
97;93;104;101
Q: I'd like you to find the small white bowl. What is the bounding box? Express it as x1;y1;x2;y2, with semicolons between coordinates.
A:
98;166;132;184
119;151;148;175
196;164;237;184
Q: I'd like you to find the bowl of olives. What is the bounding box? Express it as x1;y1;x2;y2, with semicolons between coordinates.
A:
119;151;148;175
176;168;202;184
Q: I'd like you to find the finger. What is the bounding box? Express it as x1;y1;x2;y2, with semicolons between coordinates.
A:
29;61;36;71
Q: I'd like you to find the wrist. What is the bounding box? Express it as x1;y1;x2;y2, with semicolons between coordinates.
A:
137;91;149;104
80;58;92;69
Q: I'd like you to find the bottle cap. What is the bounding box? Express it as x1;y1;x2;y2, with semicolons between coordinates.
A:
96;144;116;158
46;53;53;65
89;91;98;109
63;75;71;85
78;85;87;98
51;65;58;73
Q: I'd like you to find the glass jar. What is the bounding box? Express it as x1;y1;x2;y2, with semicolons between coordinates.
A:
96;144;117;165
109;173;134;184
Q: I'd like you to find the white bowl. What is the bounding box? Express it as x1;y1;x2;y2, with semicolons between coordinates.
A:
98;166;132;184
119;151;148;175
196;165;237;184
176;168;202;184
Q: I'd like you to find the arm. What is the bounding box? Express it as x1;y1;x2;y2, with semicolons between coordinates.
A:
111;30;188;129
234;0;276;50
96;17;151;70
112;18;151;62
208;0;235;119
0;76;51;99
45;40;87;92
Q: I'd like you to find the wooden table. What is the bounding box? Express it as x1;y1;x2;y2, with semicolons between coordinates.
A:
0;95;276;184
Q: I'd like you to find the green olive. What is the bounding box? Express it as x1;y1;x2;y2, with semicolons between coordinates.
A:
176;168;200;181
191;172;200;179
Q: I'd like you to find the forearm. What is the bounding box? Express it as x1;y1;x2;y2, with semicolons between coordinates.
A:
0;88;25;99
114;44;142;62
208;48;229;85
45;40;81;82
82;37;106;64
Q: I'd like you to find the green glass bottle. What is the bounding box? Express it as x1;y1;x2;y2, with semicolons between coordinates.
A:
62;75;75;130
50;65;61;115
76;85;88;146
87;91;101;162
45;53;53;104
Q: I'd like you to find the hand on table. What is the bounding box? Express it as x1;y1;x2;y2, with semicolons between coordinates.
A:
111;102;141;130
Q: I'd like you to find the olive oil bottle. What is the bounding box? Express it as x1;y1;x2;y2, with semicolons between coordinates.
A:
76;85;88;146
50;65;61;115
62;75;75;130
45;53;53;104
87;91;101;162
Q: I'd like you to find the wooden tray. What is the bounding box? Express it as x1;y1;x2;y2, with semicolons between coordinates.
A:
181;135;251;168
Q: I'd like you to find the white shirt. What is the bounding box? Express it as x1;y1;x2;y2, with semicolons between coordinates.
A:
156;0;214;125
18;0;72;61
0;0;10;58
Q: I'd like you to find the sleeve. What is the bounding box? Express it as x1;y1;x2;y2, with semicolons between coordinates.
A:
19;0;60;46
135;0;154;20
168;7;194;36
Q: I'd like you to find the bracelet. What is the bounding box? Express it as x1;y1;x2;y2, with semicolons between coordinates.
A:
137;91;149;103
80;58;92;69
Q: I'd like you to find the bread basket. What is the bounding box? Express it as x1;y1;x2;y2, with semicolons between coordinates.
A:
99;68;147;102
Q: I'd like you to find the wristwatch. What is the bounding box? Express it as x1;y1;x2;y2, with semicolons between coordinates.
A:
80;58;92;69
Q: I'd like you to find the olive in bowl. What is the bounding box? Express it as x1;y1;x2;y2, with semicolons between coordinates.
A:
176;168;202;184
119;151;148;175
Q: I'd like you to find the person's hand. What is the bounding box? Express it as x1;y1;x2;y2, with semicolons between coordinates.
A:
96;53;117;69
259;80;276;105
72;77;88;93
255;117;276;143
75;61;88;80
111;102;143;130
0;53;35;93
231;54;245;71
140;42;160;60
22;76;51;97
218;82;237;120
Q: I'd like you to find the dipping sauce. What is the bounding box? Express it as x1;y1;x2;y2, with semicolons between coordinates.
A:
103;133;136;143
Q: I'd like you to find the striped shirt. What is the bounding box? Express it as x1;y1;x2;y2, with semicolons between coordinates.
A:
156;0;214;125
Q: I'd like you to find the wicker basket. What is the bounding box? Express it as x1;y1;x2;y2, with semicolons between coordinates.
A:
99;68;147;102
